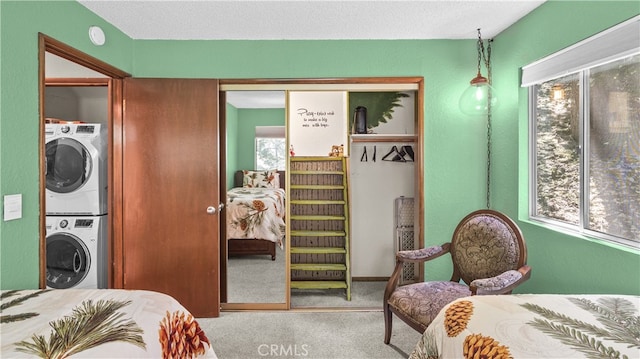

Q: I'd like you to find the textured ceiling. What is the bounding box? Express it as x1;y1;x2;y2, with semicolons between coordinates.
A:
74;0;546;108
78;0;546;40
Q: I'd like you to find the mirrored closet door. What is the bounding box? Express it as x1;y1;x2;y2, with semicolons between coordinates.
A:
219;78;424;311
221;90;288;309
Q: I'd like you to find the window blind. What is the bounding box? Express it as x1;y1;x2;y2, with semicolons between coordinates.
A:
521;15;639;87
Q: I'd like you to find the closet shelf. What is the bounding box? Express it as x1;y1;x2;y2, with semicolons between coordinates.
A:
291;263;347;271
290;281;348;290
289;156;351;300
350;134;417;143
291;247;347;254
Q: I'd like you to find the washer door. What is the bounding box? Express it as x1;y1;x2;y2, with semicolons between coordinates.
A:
46;137;92;193
46;233;91;289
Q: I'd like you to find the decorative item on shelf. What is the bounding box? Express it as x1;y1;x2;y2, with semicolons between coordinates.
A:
349;92;409;134
328;144;345;157
352;106;367;134
459;29;496;116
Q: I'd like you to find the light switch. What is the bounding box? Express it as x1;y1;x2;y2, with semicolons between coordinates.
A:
3;194;22;221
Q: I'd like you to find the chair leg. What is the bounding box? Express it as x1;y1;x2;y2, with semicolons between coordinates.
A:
384;303;392;344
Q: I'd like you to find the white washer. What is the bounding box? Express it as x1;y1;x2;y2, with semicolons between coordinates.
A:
46;215;108;289
45;123;107;215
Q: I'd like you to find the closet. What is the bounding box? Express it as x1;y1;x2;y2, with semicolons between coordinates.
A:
349;90;419;282
220;77;424;309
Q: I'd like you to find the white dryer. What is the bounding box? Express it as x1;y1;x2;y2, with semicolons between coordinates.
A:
45;123;107;215
46;215;108;289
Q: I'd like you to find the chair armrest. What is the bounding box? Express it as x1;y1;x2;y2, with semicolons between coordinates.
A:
396;243;450;263
470;265;532;295
384;243;451;304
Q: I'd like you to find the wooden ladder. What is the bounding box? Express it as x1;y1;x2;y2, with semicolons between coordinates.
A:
289;156;351;300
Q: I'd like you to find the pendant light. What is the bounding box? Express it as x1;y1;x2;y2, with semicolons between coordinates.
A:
459;29;497;116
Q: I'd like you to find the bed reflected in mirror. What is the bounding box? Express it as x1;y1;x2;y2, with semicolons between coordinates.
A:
224;91;287;305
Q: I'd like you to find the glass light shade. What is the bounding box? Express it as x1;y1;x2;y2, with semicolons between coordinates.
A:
459;75;498;116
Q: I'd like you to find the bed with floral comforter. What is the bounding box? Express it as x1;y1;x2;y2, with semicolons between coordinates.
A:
410;294;639;359
1;289;217;358
226;187;286;249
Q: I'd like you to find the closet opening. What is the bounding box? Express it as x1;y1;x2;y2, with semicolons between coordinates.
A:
219;78;424;311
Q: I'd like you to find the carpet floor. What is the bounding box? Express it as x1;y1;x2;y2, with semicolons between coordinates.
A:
198;310;422;359
227;253;387;308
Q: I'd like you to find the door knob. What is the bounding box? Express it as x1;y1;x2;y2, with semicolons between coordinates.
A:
206;206;217;214
218;203;225;212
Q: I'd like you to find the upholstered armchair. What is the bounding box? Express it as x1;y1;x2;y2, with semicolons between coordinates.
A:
383;209;531;344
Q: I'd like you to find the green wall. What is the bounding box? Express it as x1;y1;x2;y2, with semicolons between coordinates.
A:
0;0;133;288
491;1;639;294
1;0;638;294
235;108;286;173
225;106;285;186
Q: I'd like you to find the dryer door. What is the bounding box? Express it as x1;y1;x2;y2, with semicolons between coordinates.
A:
45;137;92;193
46;233;90;289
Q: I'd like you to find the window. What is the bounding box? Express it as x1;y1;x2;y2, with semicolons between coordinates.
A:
524;17;639;248
255;126;286;170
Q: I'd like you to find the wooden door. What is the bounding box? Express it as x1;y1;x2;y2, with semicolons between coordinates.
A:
122;78;220;317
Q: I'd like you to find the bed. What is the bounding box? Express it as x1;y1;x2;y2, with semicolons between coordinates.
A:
409;293;640;359
226;170;286;260
1;289;217;358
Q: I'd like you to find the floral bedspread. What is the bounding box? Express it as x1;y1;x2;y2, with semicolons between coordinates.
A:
1;289;217;358
226;187;286;248
410;294;640;359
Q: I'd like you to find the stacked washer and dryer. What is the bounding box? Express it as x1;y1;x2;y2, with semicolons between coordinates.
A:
45;123;108;289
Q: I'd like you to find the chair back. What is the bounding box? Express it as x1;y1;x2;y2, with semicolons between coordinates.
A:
450;209;527;285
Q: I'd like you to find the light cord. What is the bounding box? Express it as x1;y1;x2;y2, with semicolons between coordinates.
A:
476;29;493;209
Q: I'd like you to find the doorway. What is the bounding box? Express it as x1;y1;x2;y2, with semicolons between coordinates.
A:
38;33;128;289
39;36;222;318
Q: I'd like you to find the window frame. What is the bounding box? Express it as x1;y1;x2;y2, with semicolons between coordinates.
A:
524;16;640;249
527;57;639;250
254;126;286;171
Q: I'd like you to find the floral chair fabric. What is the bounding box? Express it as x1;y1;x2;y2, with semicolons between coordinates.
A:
383;209;531;345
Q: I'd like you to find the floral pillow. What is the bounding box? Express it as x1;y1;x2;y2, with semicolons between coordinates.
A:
242;170;280;188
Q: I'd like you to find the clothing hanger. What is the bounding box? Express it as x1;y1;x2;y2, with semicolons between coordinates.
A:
402;145;414;162
382;145;406;162
382;145;414;162
361;146;377;162
381;145;398;161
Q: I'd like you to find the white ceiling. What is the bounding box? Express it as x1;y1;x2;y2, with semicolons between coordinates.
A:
73;0;546;108
78;0;546;40
226;91;286;109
